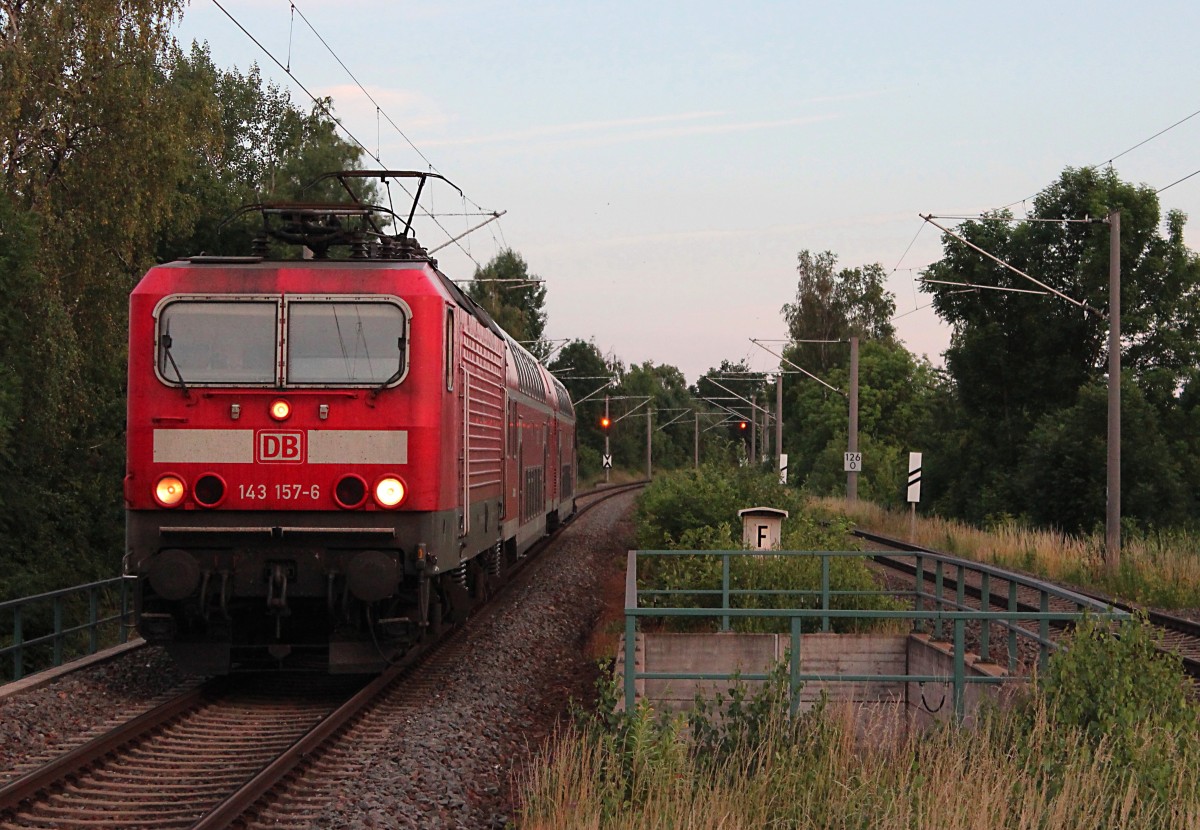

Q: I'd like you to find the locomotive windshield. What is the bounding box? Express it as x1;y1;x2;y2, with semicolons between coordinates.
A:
157;301;278;384
287;301;407;384
155;296;408;388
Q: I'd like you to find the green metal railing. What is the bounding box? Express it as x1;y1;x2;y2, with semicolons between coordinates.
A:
623;549;1129;720
2;577;133;682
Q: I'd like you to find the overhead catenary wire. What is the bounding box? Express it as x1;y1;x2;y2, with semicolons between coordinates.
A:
919;214;1104;316
286;1;446;182
1157;168;1200;195
996;103;1200;211
209;0;495;266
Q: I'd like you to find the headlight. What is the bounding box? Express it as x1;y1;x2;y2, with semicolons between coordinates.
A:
154;474;187;508
269;399;291;421
373;476;406;508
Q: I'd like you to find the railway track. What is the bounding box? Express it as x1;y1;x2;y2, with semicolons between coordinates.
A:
0;482;645;829
853;527;1200;678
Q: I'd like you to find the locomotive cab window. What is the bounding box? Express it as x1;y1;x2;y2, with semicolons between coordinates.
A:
286;300;409;386
157;300;277;385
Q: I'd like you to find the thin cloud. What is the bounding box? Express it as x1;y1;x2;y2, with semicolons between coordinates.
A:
421;111;727;148
427;112;840;154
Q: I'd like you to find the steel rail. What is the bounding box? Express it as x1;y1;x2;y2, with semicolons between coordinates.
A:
0;679;222;813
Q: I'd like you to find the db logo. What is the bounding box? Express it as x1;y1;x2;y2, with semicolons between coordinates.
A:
256;431;304;463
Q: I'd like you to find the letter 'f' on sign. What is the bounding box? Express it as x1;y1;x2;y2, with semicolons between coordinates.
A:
257;431;304;463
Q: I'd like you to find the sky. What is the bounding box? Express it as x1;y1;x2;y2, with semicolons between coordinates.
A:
174;1;1200;383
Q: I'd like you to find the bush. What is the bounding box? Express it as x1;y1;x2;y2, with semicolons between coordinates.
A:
633;466;903;633
1023;614;1200;802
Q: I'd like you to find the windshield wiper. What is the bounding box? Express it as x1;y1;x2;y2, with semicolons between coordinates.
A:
160;333;191;398
370;337;406;397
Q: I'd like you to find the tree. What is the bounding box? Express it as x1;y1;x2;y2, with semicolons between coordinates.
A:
548;339;613;475
156;44;379;261
0;5;386;592
781;251;896;376
922;166;1200;527
467;249;549;358
0;0;203;590
782;338;939;503
1018;379;1187;532
693;360;768;464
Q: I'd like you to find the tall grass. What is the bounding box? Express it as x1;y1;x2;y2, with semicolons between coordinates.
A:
815;497;1200;608
520;692;1200;829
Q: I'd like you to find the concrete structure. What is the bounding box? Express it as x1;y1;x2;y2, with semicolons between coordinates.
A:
738;507;788;550
616;630;1017;736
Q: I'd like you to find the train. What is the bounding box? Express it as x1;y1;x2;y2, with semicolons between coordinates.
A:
123;171;576;674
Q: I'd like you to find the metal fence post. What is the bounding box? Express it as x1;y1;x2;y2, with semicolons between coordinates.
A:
934;562;945;639
624;613;636;713
121;579;132;643
1008;581;1018;673
790;616;802;716
914;554;925;633
624;551;638;712
953;618;966;721
89;587;100;653
820;554;830;632
1039;591;1050;673
979;572;991;663
12;606;22;681
721;552;731;632
53;597;64;667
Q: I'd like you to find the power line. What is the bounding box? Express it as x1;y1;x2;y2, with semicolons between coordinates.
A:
1105;106;1200;167
1157;168;1200;195
998;103;1200;211
287;1;481;209
208;0;490;267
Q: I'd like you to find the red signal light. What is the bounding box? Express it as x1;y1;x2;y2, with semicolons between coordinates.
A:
600;416;611;430
739;421;748;430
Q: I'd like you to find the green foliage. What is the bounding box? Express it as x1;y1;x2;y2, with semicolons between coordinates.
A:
0;6;385;598
635;465;817;550
158;43;377;261
687;662;815;768
467;249;549;357
633;466;902;633
1021;614;1200;802
0;0;202;592
923;166;1200;529
781;335;940;499
579;670;689;820
782;250;896;376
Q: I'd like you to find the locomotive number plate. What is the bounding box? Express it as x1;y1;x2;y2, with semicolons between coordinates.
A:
238;483;321;500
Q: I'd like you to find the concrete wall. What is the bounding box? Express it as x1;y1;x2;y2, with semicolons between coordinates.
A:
906;632;1023;730
617;630;1019;735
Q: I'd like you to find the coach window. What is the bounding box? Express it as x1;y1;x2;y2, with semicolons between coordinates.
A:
157;300;277;385
286;301;408;385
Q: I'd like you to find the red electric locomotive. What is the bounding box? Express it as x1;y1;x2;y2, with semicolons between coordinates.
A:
124;172;576;673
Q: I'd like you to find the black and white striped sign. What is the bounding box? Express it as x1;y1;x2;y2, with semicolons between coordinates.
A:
907;452;922;503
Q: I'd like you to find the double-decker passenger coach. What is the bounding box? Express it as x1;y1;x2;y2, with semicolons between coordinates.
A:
124;172;576;673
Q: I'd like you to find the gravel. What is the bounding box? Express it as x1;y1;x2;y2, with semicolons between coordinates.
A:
0;646;199;784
